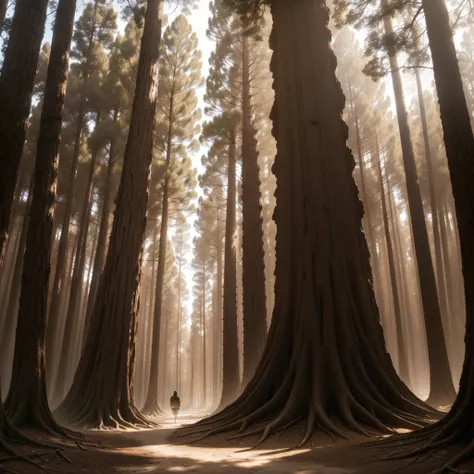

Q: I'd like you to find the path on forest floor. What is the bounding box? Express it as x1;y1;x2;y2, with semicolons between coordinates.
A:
9;410;452;474
81;411;363;474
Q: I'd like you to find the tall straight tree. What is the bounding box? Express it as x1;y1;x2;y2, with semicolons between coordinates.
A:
241;31;268;388
4;0;77;433
56;0;164;428
0;0;48;261
142;14;200;415
183;0;435;443
399;0;474;470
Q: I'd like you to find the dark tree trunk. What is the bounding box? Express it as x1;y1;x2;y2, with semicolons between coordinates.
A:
241;33;268;389
406;0;474;468
374;141;411;387
0;0;7;26
183;0;435;444
202;259;207;407
0;181;33;391
55;0;164;428
0;0;48;262
381;0;455;407
4;0;76;434
82;148;115;346
219;127;240;409
53;145;99;403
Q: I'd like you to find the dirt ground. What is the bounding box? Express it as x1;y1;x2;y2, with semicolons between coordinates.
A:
2;411;473;474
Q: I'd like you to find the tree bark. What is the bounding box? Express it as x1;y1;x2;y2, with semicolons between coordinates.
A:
219;126;240;409
55;0;164;428
184;0;435;443
4;0;76;434
381;0;455;406
241;33;268;389
0;0;48;263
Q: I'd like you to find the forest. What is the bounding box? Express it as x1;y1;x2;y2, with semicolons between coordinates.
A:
0;0;473;472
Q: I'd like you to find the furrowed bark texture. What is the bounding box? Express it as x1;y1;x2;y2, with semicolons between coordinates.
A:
4;0;76;434
0;0;48;262
241;33;268;389
381;0;455;407
182;0;435;444
219;127;240;409
55;0;164;428
399;0;474;470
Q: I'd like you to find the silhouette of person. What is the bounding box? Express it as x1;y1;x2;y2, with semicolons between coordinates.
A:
170;391;181;423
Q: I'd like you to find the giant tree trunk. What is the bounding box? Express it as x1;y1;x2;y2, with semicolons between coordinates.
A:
0;0;48;262
184;0;435;444
404;0;474;468
241;33;268;389
219;127;240;409
53;146;99;403
4;0;76;434
381;0;455;407
374;142;411;387
55;0;164;428
142;178;170;416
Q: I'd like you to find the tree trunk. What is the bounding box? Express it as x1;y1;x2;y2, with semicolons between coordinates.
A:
0;0;48;262
185;0;435;443
82;149;115;346
53;145;99;403
0;0;7;26
55;0;164;428
176;255;182;393
219;126;240;409
381;0;455;406
375;140;411;387
4;0;76;434
0;181;33;392
241;33;268;389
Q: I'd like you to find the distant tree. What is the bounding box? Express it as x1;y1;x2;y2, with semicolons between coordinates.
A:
56;0;164;428
0;0;48;261
142;14;200;416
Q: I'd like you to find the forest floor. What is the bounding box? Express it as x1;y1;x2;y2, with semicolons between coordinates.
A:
3;410;474;474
